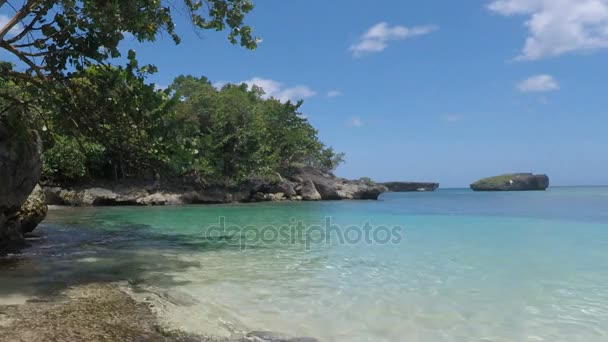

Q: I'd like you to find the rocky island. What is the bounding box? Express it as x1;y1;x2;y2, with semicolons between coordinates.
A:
470;173;549;191
381;182;439;192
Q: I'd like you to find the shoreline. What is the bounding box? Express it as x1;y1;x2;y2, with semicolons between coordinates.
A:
42;168;388;208
0;282;230;342
0;280;318;342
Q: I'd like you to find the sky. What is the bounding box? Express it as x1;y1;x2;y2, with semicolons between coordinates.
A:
4;0;608;187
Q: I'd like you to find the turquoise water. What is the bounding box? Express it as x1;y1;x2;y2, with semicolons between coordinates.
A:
3;187;608;341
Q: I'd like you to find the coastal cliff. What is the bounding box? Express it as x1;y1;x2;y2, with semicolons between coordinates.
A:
470;173;549;191
382;182;439;192
0;120;47;248
43;168;388;207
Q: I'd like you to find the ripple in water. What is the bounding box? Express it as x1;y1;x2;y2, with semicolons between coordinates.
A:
2;188;608;341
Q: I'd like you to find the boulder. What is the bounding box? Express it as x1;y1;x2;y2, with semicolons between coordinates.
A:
180;189;232;204
44;186;64;205
292;168;387;200
261;181;297;197
299;180;322;201
0;119;43;243
17;185;48;234
470;173;549;191
136;193;182;206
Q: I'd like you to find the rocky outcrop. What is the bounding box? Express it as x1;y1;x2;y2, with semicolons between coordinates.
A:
1;119;45;245
291;168;387;200
382;182;439;192
16;185;48;234
470;173;549;191
44;169;388;207
298;180;322;201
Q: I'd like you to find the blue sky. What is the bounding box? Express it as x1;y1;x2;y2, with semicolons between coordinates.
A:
4;0;608;187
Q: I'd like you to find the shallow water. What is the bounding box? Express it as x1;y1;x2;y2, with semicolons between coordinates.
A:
2;187;608;341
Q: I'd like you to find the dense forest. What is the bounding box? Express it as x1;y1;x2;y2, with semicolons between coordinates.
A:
2;61;344;186
41;66;345;185
0;0;343;188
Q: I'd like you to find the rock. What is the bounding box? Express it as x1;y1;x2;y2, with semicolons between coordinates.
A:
43;187;64;205
57;187;122;206
80;188;120;205
17;185;48;234
244;331;320;342
268;193;286;202
382;182;439;192
180;188;232;204
252;192;268;202
261;181;297;197
136;192;172;205
41;170;388;208
470;173;549;191
292;168;387;200
299;180;322;201
0;119;43;244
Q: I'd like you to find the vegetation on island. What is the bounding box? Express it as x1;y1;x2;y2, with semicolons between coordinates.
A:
471;174;523;188
0;0;344;187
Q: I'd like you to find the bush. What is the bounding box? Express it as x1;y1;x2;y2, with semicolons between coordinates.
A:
42;136;104;182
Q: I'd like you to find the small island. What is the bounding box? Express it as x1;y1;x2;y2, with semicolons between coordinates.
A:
470;173;549;191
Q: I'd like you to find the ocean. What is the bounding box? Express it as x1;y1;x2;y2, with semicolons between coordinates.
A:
2;187;608;341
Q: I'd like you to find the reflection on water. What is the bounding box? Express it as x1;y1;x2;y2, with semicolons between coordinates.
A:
2;188;608;341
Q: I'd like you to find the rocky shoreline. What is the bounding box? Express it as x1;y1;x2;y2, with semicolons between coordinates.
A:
0;282;319;342
43;168;388;207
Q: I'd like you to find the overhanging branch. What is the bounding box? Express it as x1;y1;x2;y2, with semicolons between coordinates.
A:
0;0;42;41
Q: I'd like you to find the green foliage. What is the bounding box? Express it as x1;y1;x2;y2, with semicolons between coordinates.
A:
471;174;527;188
0;0;257;80
169;76;344;182
38;71;345;184
42;135;104;182
314;147;346;173
0;0;258;133
359;177;375;185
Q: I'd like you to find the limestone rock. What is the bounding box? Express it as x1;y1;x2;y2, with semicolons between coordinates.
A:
382;182;439;192
292;168;387;200
0;119;43;243
17;185;48;234
299;180;322;201
470;173;549;191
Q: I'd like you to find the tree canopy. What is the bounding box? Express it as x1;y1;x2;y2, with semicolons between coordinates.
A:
42;71;345;184
0;0;345;186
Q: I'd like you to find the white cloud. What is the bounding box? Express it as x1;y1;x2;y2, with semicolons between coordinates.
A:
347;117;364;127
327;90;342;98
350;22;438;57
0;14;23;37
214;78;316;102
441;114;464;123
517;74;560;92
488;0;608;60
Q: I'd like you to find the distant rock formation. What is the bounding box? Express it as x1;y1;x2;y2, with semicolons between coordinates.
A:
382;182;439;192
470;173;549;191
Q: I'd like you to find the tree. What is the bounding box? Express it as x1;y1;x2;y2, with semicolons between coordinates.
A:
0;0;257;121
